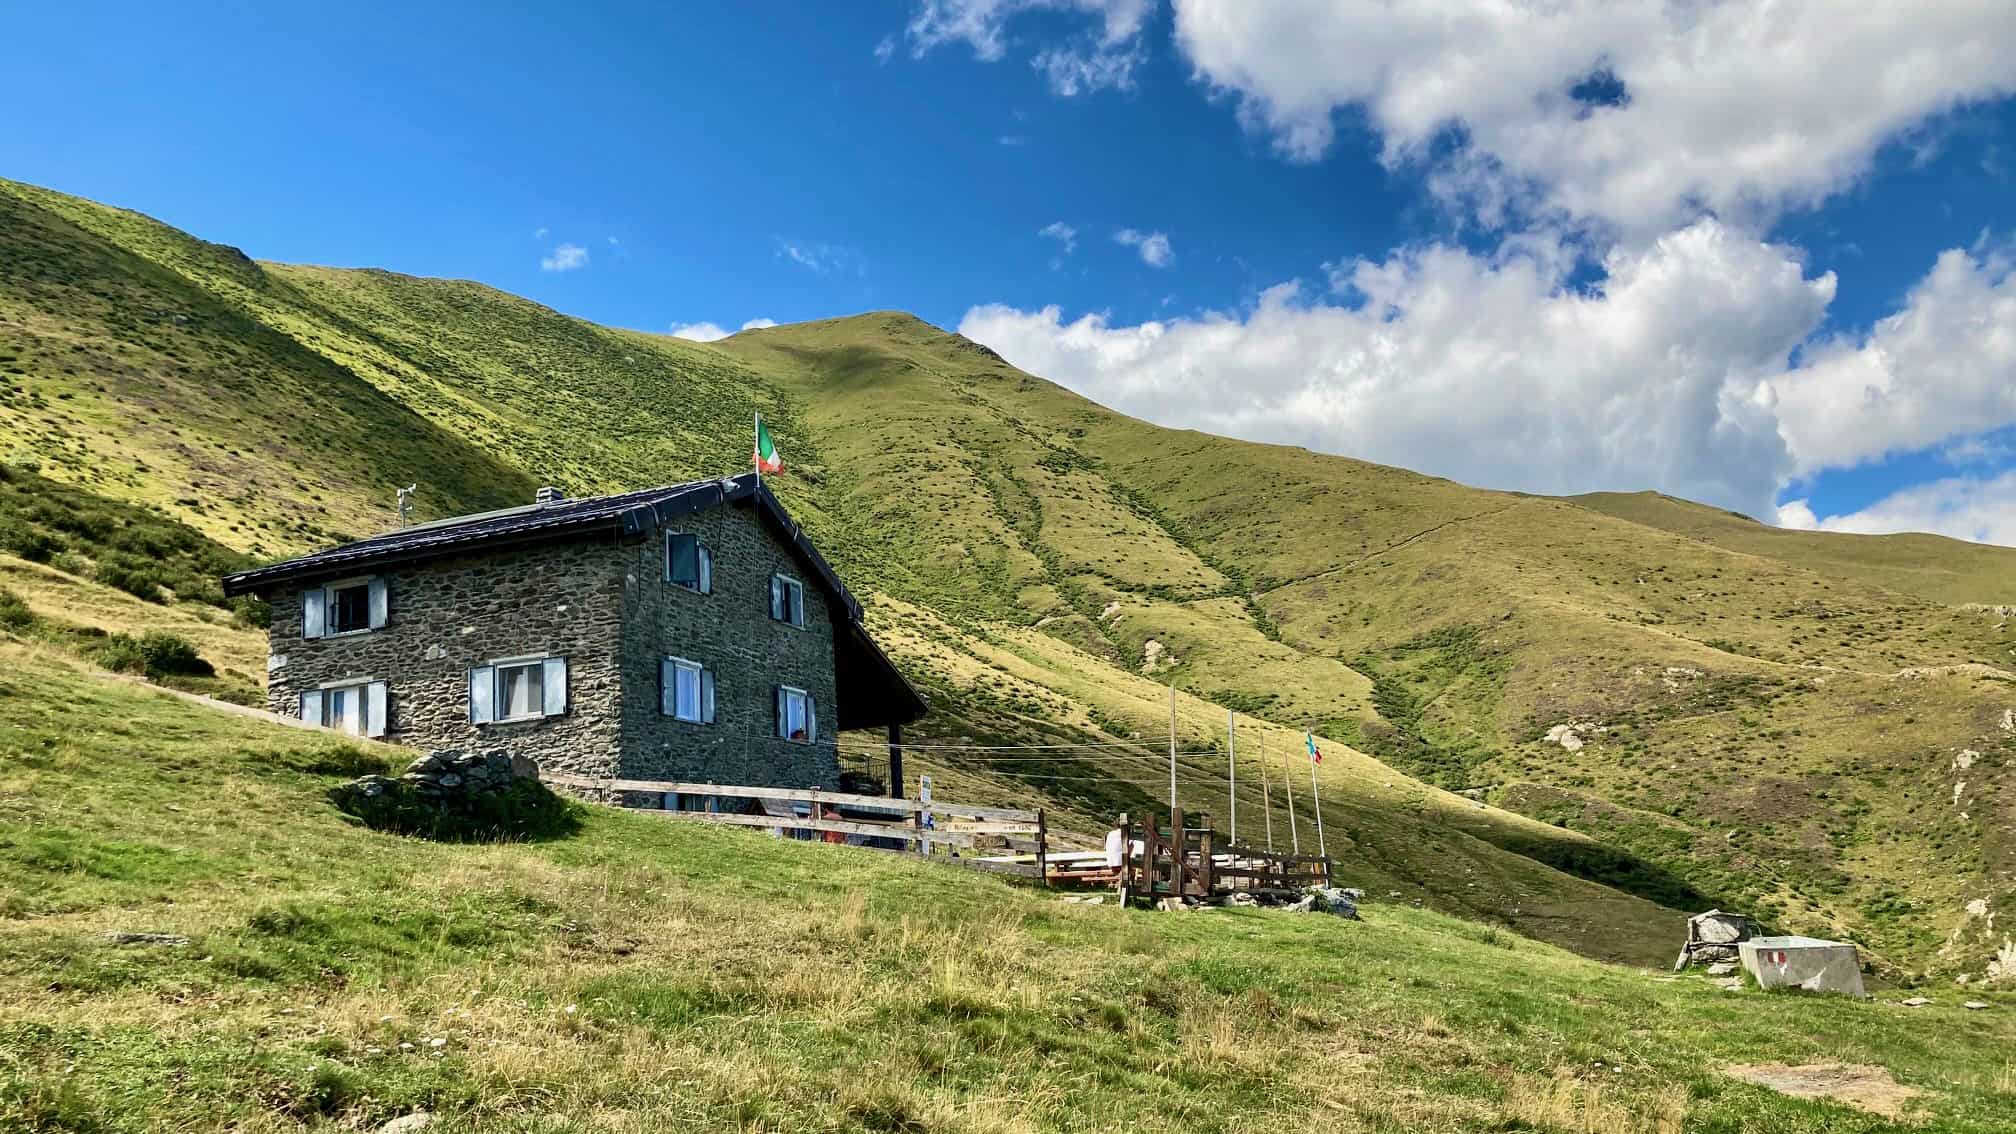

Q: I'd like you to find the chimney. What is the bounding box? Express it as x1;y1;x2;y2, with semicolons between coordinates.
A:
536;486;563;506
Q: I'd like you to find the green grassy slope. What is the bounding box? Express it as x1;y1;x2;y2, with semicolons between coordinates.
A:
5;176;2015;977
4;644;2014;1133
1567;490;2016;607
719;315;2016;978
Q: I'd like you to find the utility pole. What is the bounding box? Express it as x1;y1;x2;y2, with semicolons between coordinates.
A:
1259;734;1274;852
1282;743;1300;855
1226;710;1237;845
1167;683;1178;817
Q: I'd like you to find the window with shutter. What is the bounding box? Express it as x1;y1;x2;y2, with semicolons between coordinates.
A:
770;575;805;627
666;533;710;592
471;657;568;723
307;679;381;737
777;685;813;742
661;656;708;723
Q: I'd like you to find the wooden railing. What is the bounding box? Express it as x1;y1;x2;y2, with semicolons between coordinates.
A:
1114;808;1328;903
541;773;1049;877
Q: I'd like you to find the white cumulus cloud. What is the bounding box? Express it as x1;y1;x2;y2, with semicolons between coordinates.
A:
1771;245;2016;474
1169;0;2016;234
903;0;1150;96
1038;221;1078;254
905;0;1150;61
540;243;589;272
961;224;2016;539
963;219;1839;519
1779;471;2016;546
670;317;780;343
1115;227;1173;267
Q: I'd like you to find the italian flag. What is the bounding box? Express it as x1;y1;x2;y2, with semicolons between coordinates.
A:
753;416;784;475
1305;732;1323;764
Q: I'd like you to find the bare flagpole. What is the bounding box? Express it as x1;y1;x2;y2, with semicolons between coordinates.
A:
1282;741;1300;855
1259;734;1274;853
1226;710;1237;845
1308;736;1327;861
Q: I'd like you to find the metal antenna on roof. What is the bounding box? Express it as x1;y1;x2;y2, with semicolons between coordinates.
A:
397;484;417;525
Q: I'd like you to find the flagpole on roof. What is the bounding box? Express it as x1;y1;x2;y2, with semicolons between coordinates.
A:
753;410;762;490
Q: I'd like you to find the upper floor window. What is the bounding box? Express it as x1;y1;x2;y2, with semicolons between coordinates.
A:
469;655;568;724
665;532;713;594
776;684;817;742
660;656;716;723
769;574;806;628
302;576;387;639
301;679;387;738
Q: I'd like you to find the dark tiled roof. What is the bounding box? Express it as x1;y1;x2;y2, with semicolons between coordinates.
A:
221;473;927;727
223;477;746;596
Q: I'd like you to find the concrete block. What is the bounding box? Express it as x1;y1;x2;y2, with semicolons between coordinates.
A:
1739;936;1867;999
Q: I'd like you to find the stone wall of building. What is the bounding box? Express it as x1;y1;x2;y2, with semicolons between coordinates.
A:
616;501;842;789
265;541;629;778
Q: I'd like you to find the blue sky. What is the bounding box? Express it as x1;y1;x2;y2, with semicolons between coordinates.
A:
8;1;2016;543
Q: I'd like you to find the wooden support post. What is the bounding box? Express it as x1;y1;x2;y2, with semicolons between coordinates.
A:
1170;806;1184;902
1036;808;1049;888
887;722;904;800
1199;824;1215;896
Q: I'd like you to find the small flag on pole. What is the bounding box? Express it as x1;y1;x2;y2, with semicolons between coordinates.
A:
753;414;784;475
1305;732;1322;764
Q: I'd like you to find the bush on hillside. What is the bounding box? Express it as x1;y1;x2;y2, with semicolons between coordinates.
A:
0;463;253;611
230;594;271;629
0;518;58;562
138;631;213;677
0;588;34;632
92;634;148;675
95;558;168;603
85;630;214;680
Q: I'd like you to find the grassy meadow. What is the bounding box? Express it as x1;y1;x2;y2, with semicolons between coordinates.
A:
4;643;2014;1133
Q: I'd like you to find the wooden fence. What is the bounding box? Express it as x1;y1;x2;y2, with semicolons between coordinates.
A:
541;773;1049;878
1114;808;1329;903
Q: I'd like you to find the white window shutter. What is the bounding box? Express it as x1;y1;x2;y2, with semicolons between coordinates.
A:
770;576;783;620
699;547;712;594
701;668;716;723
302;589;325;639
662;532;673;582
793;584;806;627
300;689;324;726
807;694;818;742
659;658;675;717
365;681;388;738
469;666;495;724
542;657;568;716
774;685;786;738
367;577;389;629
